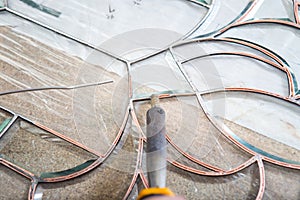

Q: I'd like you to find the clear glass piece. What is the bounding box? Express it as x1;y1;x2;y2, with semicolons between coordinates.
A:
0;119;98;177
202;91;300;164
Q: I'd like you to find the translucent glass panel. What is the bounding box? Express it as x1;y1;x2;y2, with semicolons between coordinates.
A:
0;0;299;199
220;23;300;95
167;163;260;199
131;52;192;97
189;0;252;37
0;25;129;154
0;119;98;177
202;91;300;164
6;0;208;60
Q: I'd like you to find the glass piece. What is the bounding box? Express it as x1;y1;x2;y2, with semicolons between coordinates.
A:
0;0;4;8
189;0;252;38
134;96;252;171
167;144;215;172
36;118;137;199
167;162;260;199
0;164;31;199
0;25;128;154
182;54;289;96
220;23;300;94
202;91;300;164
173;39;280;65
131;52;193;97
244;0;294;22
263;162;300;199
0;119;98;176
7;0;207;59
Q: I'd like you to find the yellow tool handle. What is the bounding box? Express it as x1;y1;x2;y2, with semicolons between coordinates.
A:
137;187;174;200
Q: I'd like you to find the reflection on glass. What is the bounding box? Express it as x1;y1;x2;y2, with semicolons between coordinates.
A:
0;119;98;176
0;164;30;199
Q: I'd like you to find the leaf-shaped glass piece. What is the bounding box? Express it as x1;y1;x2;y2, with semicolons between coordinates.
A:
219;22;300;95
33;118;137;199
0;118;98;177
6;0;208;59
167;162;261;199
202;90;300;164
181;53;289;96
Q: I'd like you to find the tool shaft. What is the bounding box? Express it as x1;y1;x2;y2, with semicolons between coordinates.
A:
146;106;167;188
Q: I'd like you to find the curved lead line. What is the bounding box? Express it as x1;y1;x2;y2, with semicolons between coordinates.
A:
180;51;295;97
172;37;299;98
35;105;129;182
224;87;300;106
124;2;214;64
234;0;260;23
2;0;213;65
188;0;257;39
29;179;38;200
195;91;300;169
166;134;224;172
216;19;300;37
0;157;35;180
0;80;114;96
256;156;265;200
169;155;265;200
122;134;145;199
171;37;287;68
169;155;256;176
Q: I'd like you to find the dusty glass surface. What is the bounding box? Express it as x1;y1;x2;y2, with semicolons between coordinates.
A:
0;0;299;199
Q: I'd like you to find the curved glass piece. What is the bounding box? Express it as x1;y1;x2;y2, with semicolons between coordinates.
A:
0;119;98;177
202;90;300;164
167;162;261;199
34;119;137;199
219;22;300;95
134;96;252;171
181;53;289;96
6;0;208;59
189;0;253;38
131;52;192;97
